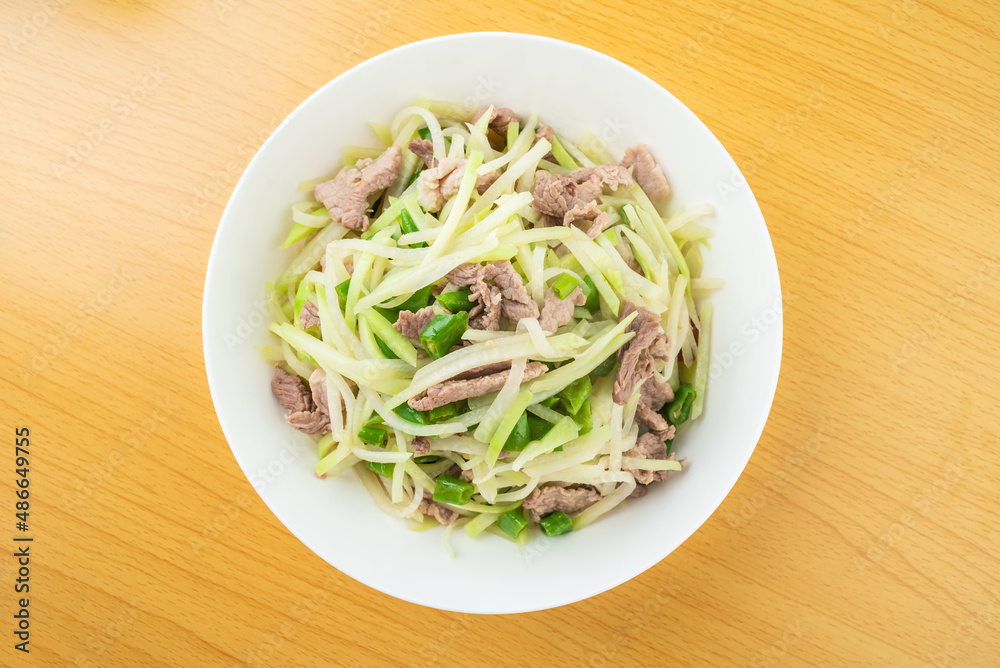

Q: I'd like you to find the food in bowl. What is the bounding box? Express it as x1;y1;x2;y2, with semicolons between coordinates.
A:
262;100;719;551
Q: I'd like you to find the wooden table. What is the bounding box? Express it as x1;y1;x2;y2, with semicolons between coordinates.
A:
2;1;998;665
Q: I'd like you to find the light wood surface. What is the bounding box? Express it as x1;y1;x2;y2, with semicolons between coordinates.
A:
2;1;998;666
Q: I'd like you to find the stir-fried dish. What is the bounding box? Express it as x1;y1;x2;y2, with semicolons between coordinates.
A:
262;100;719;553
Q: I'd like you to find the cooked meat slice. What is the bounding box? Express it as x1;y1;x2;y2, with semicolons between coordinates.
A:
534;121;556;160
538;213;563;228
628;483;648;498
640;374;674;411
452;361;512;380
531;171;604;219
309;368;329;415
635;400;669;432
393;306;436;343
468;281;502;331
314;145;401;231
649;333;670;361
539;286;586;332
419;492;460;525
411;436;430;456
299;301;321;330
459;467;474;482
621;144;671;202
623;432;681;485
485;260;538;323
417;158;498;211
285;410;331;435
535;121;555;143
408;362;547;411
473;105;522;134
613;301;663;405
417;157;466;212
583;164;634;191
271;365;314;414
531;165;632;222
449;261;536;328
447;263;487;287
476;170;499;194
522;484;601;523
563;200;608;239
408;138;435;168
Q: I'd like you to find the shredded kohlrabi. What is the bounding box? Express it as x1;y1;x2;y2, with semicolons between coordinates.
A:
264;100;721;554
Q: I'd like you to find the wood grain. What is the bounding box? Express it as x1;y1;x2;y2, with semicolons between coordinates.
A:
1;0;998;665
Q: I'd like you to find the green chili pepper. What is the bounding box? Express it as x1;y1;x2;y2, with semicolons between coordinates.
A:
432;474;475;505
559;376;591;416
590;354;617;377
435;289;475;312
358;426;387;447
365;461;394;477
419;312;469;359
497;508;528;538
540;510;573;536
552;273;581;299
665;384;696;426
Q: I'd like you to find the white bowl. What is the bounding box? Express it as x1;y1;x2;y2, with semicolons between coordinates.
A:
203;32;782;614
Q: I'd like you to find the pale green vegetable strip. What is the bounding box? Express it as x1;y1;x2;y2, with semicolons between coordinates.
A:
486;390;533;466
275;222;349;293
526;403;564;424
391;106;446;160
503;226;573;247
562;237;621;315
664;203;716;233
368;121;392;146
473;460;497;504
356;313;383;360
663;275;689;368
355;231;499;312
446;500;523;514
315;439;357;476
291;201;330;228
690;301;713;421
389;332;583;409
550;136;579;169
331;238;429;262
351;447;412;464
465;511;500;538
621;457;683;471
529;313;637;395
404;459;436;493
576;130;616;165
270;323;412;392
344;250;374;331
572;471;635;530
521;426;612;477
620;227;661;283
365;194;410;238
362;309;418;366
424;151;484;263
474;358;528;444
510;417;579;471
343;145;383;165
466;138;551;221
559;136;595;167
478;113;537;175
631;185;689;278
415;97;476;121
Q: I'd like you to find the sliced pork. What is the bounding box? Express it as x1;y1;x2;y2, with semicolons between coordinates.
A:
314;145;401;231
407;361;546;411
